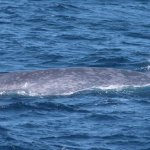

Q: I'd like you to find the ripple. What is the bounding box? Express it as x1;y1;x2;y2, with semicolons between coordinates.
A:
85;113;120;121
33;101;89;113
125;32;150;40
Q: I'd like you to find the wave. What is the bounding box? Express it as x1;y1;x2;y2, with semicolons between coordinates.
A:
0;84;149;97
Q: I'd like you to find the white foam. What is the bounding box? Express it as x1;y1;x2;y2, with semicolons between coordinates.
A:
93;84;150;90
140;65;150;71
147;65;150;71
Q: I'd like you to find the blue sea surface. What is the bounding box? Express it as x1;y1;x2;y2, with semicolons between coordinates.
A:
0;0;150;150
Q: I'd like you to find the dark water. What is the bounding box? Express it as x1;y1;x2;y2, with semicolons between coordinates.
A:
0;0;150;150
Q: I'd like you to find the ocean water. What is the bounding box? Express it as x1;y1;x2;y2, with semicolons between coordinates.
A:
0;0;150;150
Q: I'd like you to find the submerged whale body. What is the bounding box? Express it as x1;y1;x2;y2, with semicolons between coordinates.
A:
0;67;149;96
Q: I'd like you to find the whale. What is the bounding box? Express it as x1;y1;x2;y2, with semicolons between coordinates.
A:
0;67;149;96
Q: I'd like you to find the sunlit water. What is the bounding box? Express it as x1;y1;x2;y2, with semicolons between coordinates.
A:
0;0;150;150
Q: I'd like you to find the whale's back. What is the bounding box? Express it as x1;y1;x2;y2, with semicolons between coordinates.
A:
0;68;149;95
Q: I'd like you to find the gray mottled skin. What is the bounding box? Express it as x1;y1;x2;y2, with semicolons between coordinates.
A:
0;67;149;95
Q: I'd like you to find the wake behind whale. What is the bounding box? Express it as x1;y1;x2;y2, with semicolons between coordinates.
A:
0;67;149;96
